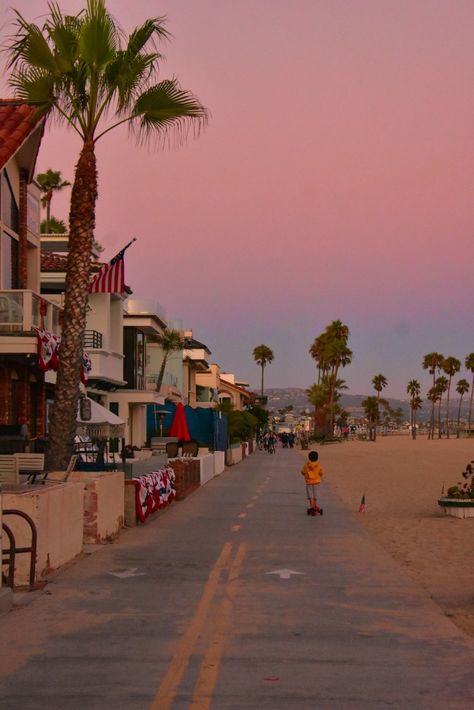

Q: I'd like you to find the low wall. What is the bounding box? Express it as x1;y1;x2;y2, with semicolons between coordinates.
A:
121;454;167;480
199;454;215;486
2;482;84;587
213;451;225;476
69;471;125;544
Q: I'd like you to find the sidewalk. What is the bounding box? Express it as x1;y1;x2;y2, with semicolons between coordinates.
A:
1;447;474;708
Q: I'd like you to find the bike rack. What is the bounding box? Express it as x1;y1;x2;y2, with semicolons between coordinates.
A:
1;509;37;590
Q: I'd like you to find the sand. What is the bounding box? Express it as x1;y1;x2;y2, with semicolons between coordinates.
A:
309;435;474;638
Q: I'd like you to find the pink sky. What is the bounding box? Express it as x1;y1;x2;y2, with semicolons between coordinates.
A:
1;0;473;398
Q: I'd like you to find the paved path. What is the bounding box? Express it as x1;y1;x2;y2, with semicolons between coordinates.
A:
1;448;474;709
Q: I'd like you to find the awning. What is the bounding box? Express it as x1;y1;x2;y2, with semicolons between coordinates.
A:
77;398;125;439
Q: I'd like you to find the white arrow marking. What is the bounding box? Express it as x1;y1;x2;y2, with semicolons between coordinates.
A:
109;568;146;579
266;569;305;580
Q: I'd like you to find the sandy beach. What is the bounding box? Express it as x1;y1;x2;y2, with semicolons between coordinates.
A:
307;435;474;638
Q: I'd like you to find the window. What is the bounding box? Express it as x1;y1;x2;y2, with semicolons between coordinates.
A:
1;171;20;234
1;232;19;289
27;192;40;234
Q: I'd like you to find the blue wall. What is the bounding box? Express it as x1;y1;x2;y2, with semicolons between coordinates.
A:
147;404;228;451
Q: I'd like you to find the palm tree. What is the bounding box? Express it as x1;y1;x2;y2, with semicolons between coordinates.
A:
361;396;379;441
465;353;474;435
253;345;274;397
372;374;388;401
372;374;388;425
40;216;67;234
422;352;444;439
406;379;421;439
442;356;461;438
325;321;352;434
7;1;207;469
36;169;71;233
427;385;440;436
155;329;184;393
435;376;448;438
455;378;470;438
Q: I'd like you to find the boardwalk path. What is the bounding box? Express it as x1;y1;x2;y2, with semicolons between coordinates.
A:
1;447;474;708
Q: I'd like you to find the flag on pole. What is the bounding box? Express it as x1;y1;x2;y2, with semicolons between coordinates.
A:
358;494;366;513
89;238;136;294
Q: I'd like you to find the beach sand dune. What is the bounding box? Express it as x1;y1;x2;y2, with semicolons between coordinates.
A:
311;436;474;637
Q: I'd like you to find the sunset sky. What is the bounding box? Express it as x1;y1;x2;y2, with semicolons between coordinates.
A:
1;0;473;398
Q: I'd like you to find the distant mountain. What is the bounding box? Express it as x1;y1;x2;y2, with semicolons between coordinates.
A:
263;388;470;423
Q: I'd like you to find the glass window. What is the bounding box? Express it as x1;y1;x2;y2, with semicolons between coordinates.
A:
1;232;19;288
27;192;40;234
2;171;20;234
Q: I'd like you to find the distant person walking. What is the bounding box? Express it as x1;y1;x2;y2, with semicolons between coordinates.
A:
301;451;323;516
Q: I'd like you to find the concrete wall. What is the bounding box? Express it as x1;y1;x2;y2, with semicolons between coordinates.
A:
213;451;225;476
3;482;84;587
69;471;124;544
229;445;243;465
199;454;215;486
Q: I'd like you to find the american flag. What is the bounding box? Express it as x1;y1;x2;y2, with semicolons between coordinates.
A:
89;239;136;294
358;494;366;513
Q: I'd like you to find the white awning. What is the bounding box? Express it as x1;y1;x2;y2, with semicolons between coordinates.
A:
77;398;125;438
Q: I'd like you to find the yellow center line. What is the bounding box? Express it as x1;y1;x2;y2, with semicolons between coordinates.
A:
189;543;248;710
150;542;233;710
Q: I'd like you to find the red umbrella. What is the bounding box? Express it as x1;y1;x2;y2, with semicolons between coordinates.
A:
169;402;191;441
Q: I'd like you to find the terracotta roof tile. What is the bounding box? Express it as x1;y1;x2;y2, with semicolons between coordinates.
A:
0;99;45;172
41;252;69;272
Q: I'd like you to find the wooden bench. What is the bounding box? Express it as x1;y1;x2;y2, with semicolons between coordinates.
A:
0;455;19;486
14;453;45;483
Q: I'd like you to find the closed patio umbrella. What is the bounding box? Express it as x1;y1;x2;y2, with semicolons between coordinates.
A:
169;402;191;441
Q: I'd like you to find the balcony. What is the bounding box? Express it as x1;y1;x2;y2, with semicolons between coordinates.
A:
146;372;179;389
0;290;62;335
84;329;103;349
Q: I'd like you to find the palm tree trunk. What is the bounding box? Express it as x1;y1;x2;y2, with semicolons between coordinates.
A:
446;378;452;439
155;354;168;393
457;396;463;439
438;397;442;439
261;364;265;397
45;141;98;471
469;375;474;434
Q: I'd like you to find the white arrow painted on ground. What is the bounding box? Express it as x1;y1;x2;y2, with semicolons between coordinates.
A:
266;569;305;580
109;568;146;579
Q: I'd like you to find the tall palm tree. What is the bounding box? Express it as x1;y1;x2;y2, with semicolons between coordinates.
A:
372;374;388;425
36;169;71;233
155;329;184;393
325;320;352;435
361;396;379;441
427;385;440;438
442;356;461;438
422;352;444;439
406;379;421;439
435;376;448;438
455;378;470;438
372;374;388;401
7;1;207;469
253;345;274;397
465;353;474;435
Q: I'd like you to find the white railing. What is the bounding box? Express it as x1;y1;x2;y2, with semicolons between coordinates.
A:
0;290;62;335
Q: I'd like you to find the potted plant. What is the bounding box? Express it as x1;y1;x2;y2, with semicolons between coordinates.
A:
438;460;474;517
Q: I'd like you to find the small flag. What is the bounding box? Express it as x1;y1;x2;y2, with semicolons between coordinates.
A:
89;238;136;294
358;495;366;513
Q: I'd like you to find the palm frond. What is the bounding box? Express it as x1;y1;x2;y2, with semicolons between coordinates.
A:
127;17;169;57
78;0;119;69
131;79;208;146
9;66;55;110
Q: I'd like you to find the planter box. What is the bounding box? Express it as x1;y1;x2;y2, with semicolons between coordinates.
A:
213;451;225;476
438;497;474;518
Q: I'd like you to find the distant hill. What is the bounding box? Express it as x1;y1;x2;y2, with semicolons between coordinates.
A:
263;388;470;423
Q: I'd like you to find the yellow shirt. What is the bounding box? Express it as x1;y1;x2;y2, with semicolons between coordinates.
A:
301;461;323;485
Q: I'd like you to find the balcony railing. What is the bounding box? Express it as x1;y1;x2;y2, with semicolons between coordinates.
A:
147;372;179;388
83;329;103;349
0;290;62;335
